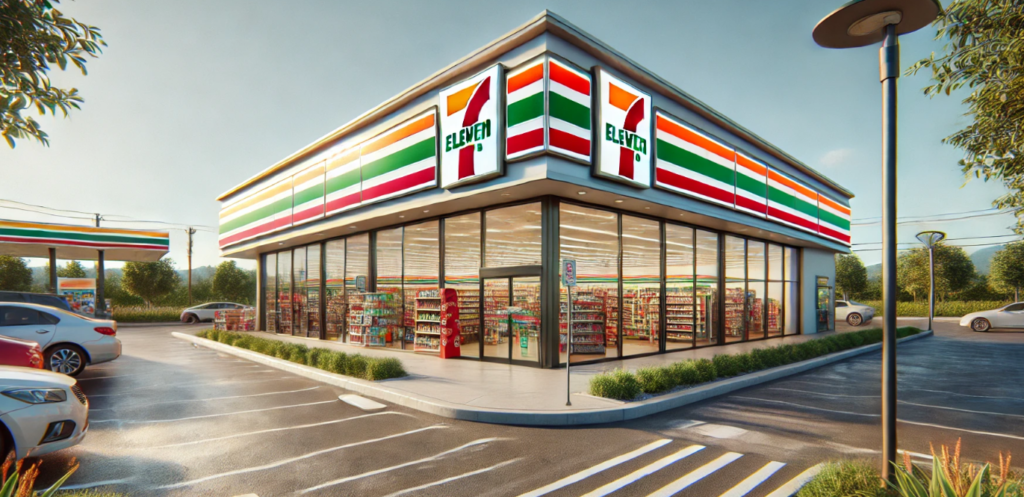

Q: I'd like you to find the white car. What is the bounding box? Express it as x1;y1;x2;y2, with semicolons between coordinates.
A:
0;303;121;377
959;302;1024;332
0;366;89;460
180;302;250;324
836;300;875;326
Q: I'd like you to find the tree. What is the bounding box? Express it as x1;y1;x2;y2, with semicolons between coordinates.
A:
990;242;1024;301
835;254;868;301
57;260;85;278
897;244;976;301
213;260;256;305
0;255;33;291
1;0;106;148
907;1;1024;232
122;259;179;306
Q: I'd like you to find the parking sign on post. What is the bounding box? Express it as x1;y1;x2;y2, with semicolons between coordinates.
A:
562;259;576;406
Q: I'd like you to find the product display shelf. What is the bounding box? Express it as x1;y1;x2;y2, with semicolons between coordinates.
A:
456;289;479;345
324;289;346;340
748;294;764;337
724;287;745;340
559;291;606;355
695;286;715;342
346;292;400;347
622;289;659;341
767;298;781;334
484;289;510;345
413;289;443;352
665;287;695;342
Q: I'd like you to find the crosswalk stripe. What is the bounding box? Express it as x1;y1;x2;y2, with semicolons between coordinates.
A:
719;461;786;497
381;459;520;497
581;445;706;497
517;439;673;497
764;464;823;497
647;452;743;497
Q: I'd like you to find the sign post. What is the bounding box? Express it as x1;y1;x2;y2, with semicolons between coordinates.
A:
562;259;576;406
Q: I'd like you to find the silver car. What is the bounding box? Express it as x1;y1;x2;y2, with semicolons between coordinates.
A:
835;300;875;326
180;302;250;324
960;302;1024;332
0;303;121;376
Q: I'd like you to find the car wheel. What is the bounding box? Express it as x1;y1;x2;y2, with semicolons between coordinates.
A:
45;344;87;376
971;318;991;332
846;313;863;326
0;422;12;462
184;314;199;324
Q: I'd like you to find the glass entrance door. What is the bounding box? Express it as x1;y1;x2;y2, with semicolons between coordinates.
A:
816;276;833;332
482;277;541;363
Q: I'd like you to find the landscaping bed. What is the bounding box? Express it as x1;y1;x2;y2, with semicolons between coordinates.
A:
590;327;923;401
860;300;1010;318
110;306;184;323
195;330;407;381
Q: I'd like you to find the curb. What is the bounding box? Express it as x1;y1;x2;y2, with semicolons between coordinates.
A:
174;330;933;426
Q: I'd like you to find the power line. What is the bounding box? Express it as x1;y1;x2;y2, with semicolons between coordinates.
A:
1;199;214;232
851;207;1003;223
852;208;1014;226
852;233;1023;246
852;240;1019;252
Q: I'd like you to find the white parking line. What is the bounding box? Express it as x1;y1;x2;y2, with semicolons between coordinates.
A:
719;461;786;497
89;386;322;412
764;464;823;497
731;396;878;417
765;387;876;399
647;452;743;497
299;438;505;493
60;479;131;490
78;368;271;381
86;376;297;397
517;439;672;497
581;445;705;497
156;425;446;489
92;399;337;424
767;387;1024;419
150;412;415;448
381;459;520;497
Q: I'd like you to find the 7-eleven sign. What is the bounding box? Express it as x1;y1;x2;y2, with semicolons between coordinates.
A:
595;67;651;188
440;64;504;188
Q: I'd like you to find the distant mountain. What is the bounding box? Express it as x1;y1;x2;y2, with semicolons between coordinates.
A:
866;263;881;280
178;265;217;282
970;245;1004;275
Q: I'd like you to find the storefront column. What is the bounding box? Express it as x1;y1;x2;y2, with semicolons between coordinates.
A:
48;247;57;294
540;196;560;369
659;221;667;353
257;255;264;331
96;250;106;318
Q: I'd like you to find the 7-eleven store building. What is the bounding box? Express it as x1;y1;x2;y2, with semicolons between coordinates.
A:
218;12;853;369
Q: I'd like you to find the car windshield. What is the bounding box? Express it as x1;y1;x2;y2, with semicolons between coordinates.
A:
849;301;864;306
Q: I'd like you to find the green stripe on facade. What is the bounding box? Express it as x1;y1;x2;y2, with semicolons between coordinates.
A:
818;209;851;230
294;183;323;206
549;92;590;130
0;228;169;246
735;174;766;198
326;168;361;194
219;196;292;234
768;185;818;219
656;139;734;186
507;92;543;127
361;137;436;182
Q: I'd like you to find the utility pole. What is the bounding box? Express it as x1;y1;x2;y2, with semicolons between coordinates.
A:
186;227;197;306
95;213;106;318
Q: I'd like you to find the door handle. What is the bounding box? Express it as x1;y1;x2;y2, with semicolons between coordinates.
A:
35;329;50;334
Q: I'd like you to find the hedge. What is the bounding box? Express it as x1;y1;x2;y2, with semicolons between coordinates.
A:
195;329;407;381
589;326;922;401
858;300;1009;318
111;306;184;322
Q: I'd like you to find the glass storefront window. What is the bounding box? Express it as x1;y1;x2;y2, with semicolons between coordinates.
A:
559;204;619;363
325;240;345;341
747;241;765;340
768;244;783;282
785;281;799;335
376;228;404;349
485;203;542;267
404;221;439;352
264;253;277;333
277;250;292;335
666;224;694;351
785;246;798;281
622;216;661;356
294;246;307;337
345;233;369;343
767;282;783;337
724;236;744;343
444;213;481;358
695;230;718;346
307;244;321;339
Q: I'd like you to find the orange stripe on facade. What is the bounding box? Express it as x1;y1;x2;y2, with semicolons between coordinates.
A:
293;162;324;186
0;221;168;239
818;195;851;216
507;63;543;93
656;115;734;163
219;179;292;219
736;153;767;176
446;82;480;117
608;82;638;112
327;148;360;171
361;113;435;156
769;170;817;200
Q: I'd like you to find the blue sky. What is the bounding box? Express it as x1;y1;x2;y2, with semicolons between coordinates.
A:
2;0;1016;270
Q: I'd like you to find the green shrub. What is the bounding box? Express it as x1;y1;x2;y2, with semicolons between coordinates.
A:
669;361;702;386
712;354;743;378
589;369;642;400
692;358;717;383
736;352;761;372
796;460;886;497
286;344;309;363
860;300;1010;318
327;352;349;374
847;332;866;347
345;355;369;378
111;305;185;322
750;347;780;369
307;347;326;368
636;366;676;393
366;358;407;380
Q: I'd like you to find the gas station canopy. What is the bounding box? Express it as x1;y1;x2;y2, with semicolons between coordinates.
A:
0;220;169;262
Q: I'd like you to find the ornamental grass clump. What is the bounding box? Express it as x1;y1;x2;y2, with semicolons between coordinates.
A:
366;357;407;381
795;459;888;497
589;369;642;400
636;366;675;394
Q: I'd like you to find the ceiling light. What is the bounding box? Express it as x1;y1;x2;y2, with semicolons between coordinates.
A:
614;199;624;203
349;225;357;229
278;242;284;246
644;207;651;210
501;193;511;197
578;191;586;195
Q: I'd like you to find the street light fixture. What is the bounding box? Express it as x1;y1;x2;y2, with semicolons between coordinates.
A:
916;231;946;331
813;0;941;484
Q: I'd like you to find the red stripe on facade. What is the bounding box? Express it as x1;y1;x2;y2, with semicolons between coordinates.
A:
767;207;818;232
325;192;361;214
507;128;544;155
549;61;590;95
656;167;735;205
549;129;590;156
0;236;167;251
818;224;852;244
362;167;436;202
735;195;767;214
292;204;324;223
219;216;292;247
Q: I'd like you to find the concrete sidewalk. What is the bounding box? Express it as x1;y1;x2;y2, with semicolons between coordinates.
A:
176;318;932;425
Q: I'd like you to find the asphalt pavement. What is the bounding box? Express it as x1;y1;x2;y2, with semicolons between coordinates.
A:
23;318;1024;496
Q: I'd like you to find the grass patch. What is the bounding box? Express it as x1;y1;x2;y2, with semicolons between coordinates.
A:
859;300;1011;318
588;326;923;400
195;330;407;381
111;306;184;322
796;460;888;497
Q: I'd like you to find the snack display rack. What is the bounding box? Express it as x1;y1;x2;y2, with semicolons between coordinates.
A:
747;291;764;336
413;289;443;352
484;287;509;345
724;287;745;340
665;287;695;343
456;289;479;347
346;292;400;347
622;289;659;342
214;308;256;331
325;285;346;340
559;291;606;355
767;297;781;334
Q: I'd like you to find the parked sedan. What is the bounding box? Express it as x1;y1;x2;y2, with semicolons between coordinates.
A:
180;302;250;324
0;336;43;369
836;300;875;326
0;366;88;460
0;303;121;376
960;302;1024;332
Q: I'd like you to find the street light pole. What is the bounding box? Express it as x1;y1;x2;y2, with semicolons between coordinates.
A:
916;231;946;331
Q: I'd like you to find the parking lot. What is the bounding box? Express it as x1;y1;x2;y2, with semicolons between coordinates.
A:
24;319;1024;496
